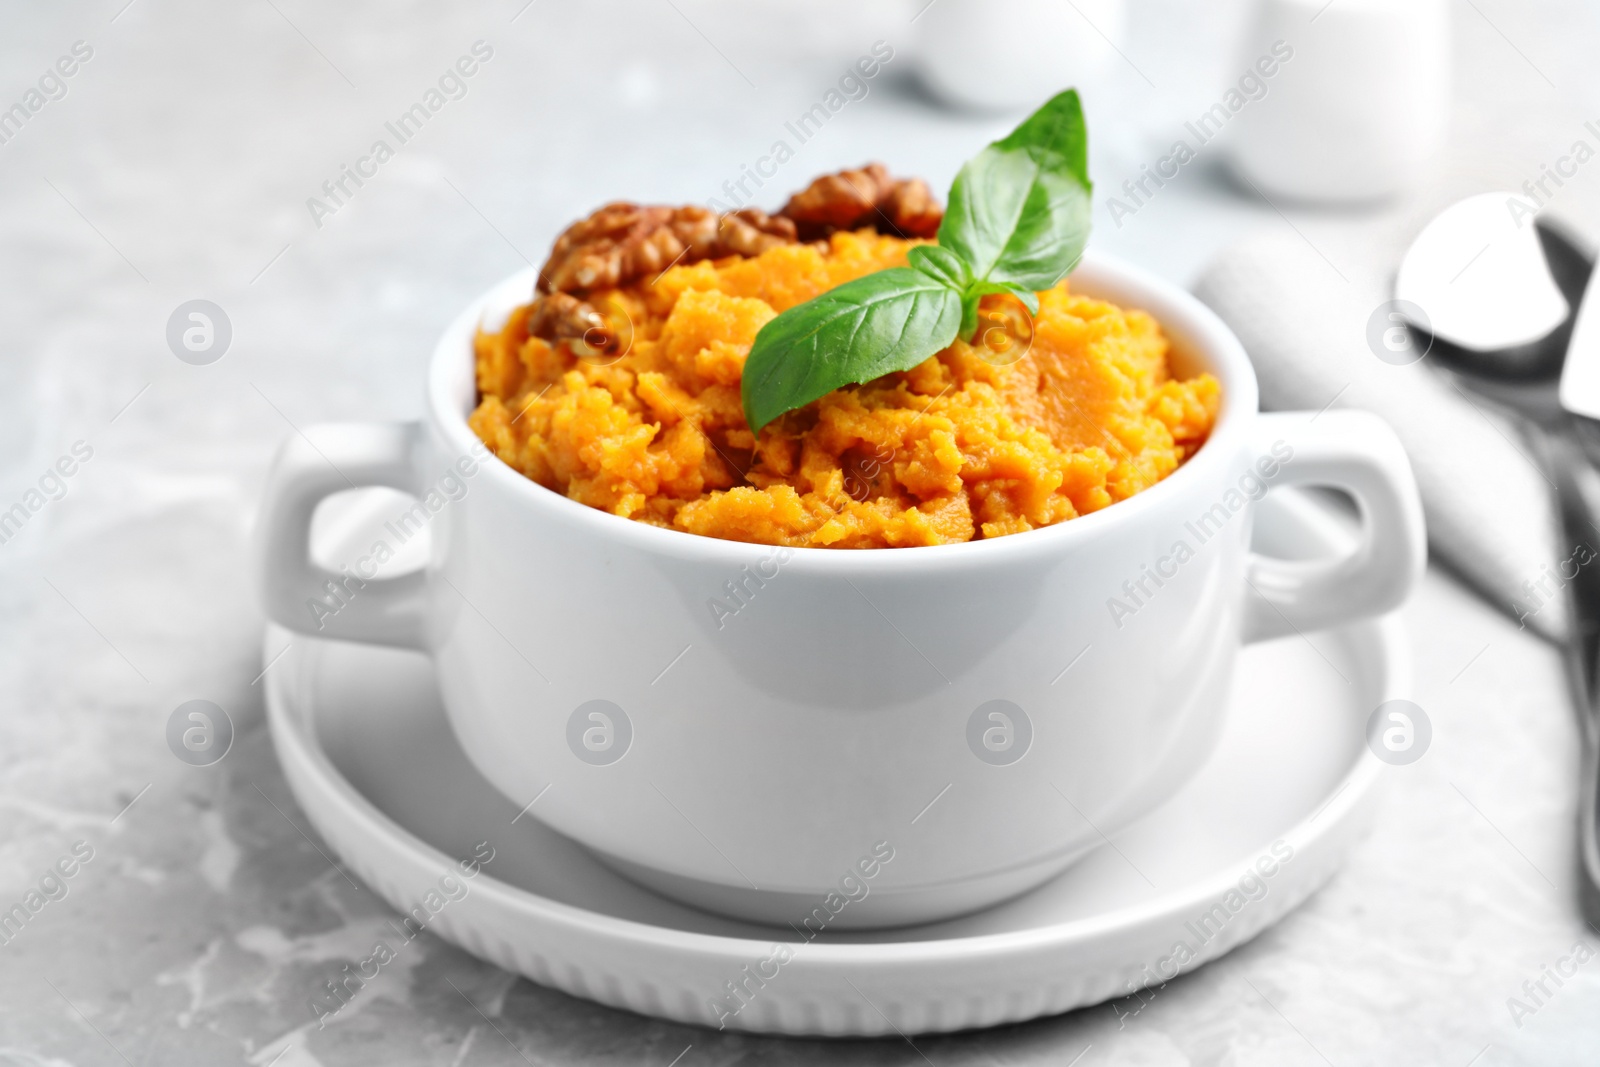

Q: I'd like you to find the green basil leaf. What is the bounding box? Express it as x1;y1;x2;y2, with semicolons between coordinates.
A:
741;268;962;434
992;279;1043;313
959;293;980;345
983;282;1041;316
958;281;1041;343
739;87;1095;430
907;244;970;290
939;89;1092;293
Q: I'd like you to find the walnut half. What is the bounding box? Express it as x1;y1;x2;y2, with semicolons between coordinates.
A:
537;204;796;295
778;163;943;242
526;291;614;352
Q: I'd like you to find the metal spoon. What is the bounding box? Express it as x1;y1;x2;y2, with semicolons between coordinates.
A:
1396;192;1579;423
1395;195;1600;925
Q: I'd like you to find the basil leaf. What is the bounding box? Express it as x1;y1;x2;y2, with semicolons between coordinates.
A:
739;88;1095;430
939;89;1092;293
974;282;1040;316
959;281;1041;342
741;268;962;434
907;244;970;290
907;245;978;336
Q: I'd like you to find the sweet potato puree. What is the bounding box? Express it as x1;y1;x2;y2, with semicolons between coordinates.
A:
468;231;1219;548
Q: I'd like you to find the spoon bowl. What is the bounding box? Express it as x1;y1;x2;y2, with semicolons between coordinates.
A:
1403;215;1592;424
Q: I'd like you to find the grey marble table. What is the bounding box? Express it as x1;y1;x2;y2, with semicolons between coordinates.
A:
1;0;1598;1063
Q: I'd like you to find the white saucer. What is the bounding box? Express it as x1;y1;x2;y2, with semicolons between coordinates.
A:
264;490;1408;1036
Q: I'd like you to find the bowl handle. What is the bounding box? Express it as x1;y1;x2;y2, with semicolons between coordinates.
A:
1242;410;1426;644
253;421;431;650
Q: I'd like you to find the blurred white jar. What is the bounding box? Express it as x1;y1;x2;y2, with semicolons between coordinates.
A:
1230;0;1450;203
916;0;1127;112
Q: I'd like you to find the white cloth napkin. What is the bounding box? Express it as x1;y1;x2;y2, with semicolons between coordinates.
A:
1192;222;1571;644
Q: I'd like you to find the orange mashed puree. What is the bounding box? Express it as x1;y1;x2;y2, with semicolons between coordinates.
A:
468;232;1219;548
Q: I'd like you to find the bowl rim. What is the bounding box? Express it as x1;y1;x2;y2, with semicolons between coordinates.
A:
426;248;1260;573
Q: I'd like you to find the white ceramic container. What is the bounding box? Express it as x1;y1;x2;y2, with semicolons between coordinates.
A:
260;479;1407;1034
1230;0;1451;203
254;251;1425;928
916;0;1127;112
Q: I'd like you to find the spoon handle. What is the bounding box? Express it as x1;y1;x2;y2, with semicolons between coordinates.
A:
1532;427;1600;925
1583;734;1600;927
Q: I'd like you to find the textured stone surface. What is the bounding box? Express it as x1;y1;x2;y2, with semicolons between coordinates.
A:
0;0;1597;1063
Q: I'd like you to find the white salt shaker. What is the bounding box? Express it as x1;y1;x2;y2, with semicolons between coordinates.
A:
916;0;1127;112
1229;0;1450;203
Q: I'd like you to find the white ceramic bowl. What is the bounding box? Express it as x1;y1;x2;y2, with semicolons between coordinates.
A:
255;250;1425;928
